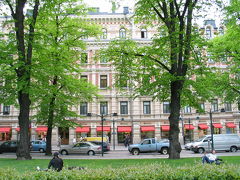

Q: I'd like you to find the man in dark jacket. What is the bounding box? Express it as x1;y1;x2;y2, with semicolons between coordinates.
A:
48;152;63;171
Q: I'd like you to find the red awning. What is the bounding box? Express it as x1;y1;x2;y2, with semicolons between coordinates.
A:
198;124;209;130
16;128;20;132
213;123;223;128
76;127;90;133
184;124;194;130
36;126;48;132
141;126;155;132
0;127;11;133
161;125;170;131
96;126;111;132
226;122;236;128
117;126;132;132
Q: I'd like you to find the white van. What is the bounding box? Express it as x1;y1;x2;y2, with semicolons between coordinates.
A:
191;134;240;153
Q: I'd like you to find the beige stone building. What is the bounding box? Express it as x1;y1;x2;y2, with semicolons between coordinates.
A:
0;9;240;147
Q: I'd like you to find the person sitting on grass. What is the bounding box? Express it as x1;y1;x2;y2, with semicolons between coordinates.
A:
48;152;63;172
202;150;223;165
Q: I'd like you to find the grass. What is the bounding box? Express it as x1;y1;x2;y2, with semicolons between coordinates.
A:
0;156;240;173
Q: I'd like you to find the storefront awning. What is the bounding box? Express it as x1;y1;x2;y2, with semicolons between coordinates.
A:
161;125;170;131
141;126;155;132
198;124;209;130
184;124;194;130
76;127;90;133
36;126;48;132
0;127;11;133
16;128;20;132
213;123;223;128
96;126;111;132
226;122;236;128
117;126;132;132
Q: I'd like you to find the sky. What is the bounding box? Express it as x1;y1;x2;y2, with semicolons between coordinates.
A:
83;0;135;13
82;0;227;27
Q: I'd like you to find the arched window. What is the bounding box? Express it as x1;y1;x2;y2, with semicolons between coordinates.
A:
219;27;224;35
206;27;212;39
119;28;126;38
141;29;147;38
101;28;107;39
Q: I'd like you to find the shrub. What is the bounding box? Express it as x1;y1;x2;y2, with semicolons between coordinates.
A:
1;163;240;180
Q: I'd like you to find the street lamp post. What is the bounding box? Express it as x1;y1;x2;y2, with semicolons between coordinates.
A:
209;109;214;151
188;118;191;142
87;112;118;156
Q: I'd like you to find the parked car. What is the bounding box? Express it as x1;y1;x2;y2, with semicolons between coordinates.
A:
191;134;240;153
89;141;110;152
60;142;101;155
128;138;169;155
184;142;194;150
0;140;17;153
31;140;46;153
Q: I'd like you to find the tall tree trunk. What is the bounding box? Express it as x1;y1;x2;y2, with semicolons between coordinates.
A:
45;76;58;155
17;91;32;160
6;0;39;160
169;80;183;159
13;0;32;160
45;96;56;155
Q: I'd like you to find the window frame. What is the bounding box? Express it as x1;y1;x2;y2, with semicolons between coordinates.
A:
119;28;126;38
120;101;128;115
80;102;88;115
143;101;151;114
140;28;147;39
100;102;108;115
163;102;170;113
100;75;108;89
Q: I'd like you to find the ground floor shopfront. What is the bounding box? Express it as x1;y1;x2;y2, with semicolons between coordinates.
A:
0;119;239;146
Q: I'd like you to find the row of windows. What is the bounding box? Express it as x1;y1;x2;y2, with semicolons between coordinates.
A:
0;101;234;116
100;28;147;39
80;101;152;115
205;26;224;39
80;53;108;64
80;100;234;116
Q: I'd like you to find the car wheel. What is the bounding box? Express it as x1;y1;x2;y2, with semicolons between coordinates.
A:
161;147;169;155
198;148;205;154
88;150;95;156
61;150;68;155
132;149;139;155
39;148;44;153
230;146;238;152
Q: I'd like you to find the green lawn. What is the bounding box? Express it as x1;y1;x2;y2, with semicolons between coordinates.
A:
0;156;239;173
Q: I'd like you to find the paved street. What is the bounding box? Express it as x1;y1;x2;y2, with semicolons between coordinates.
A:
0;147;240;160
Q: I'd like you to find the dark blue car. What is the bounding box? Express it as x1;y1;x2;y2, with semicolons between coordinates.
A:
31;140;46;153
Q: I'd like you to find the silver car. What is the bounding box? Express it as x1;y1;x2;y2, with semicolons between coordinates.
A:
60;142;101;156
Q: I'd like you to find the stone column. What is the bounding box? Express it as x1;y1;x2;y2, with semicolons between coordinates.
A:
69;128;75;145
155;122;161;140
91;123;97;137
133;122;140;143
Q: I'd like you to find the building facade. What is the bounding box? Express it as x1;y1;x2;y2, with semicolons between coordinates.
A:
0;10;240;146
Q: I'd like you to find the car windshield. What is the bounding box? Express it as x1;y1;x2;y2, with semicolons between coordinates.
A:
195;137;206;142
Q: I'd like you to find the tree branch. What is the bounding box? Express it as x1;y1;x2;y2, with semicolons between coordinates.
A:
5;0;15;18
115;50;171;72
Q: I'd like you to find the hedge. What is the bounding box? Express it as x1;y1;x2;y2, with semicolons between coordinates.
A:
1;163;240;180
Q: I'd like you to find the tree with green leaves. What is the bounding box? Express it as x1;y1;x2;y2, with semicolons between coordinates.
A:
0;0;41;160
32;0;100;155
102;0;221;159
208;0;240;107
